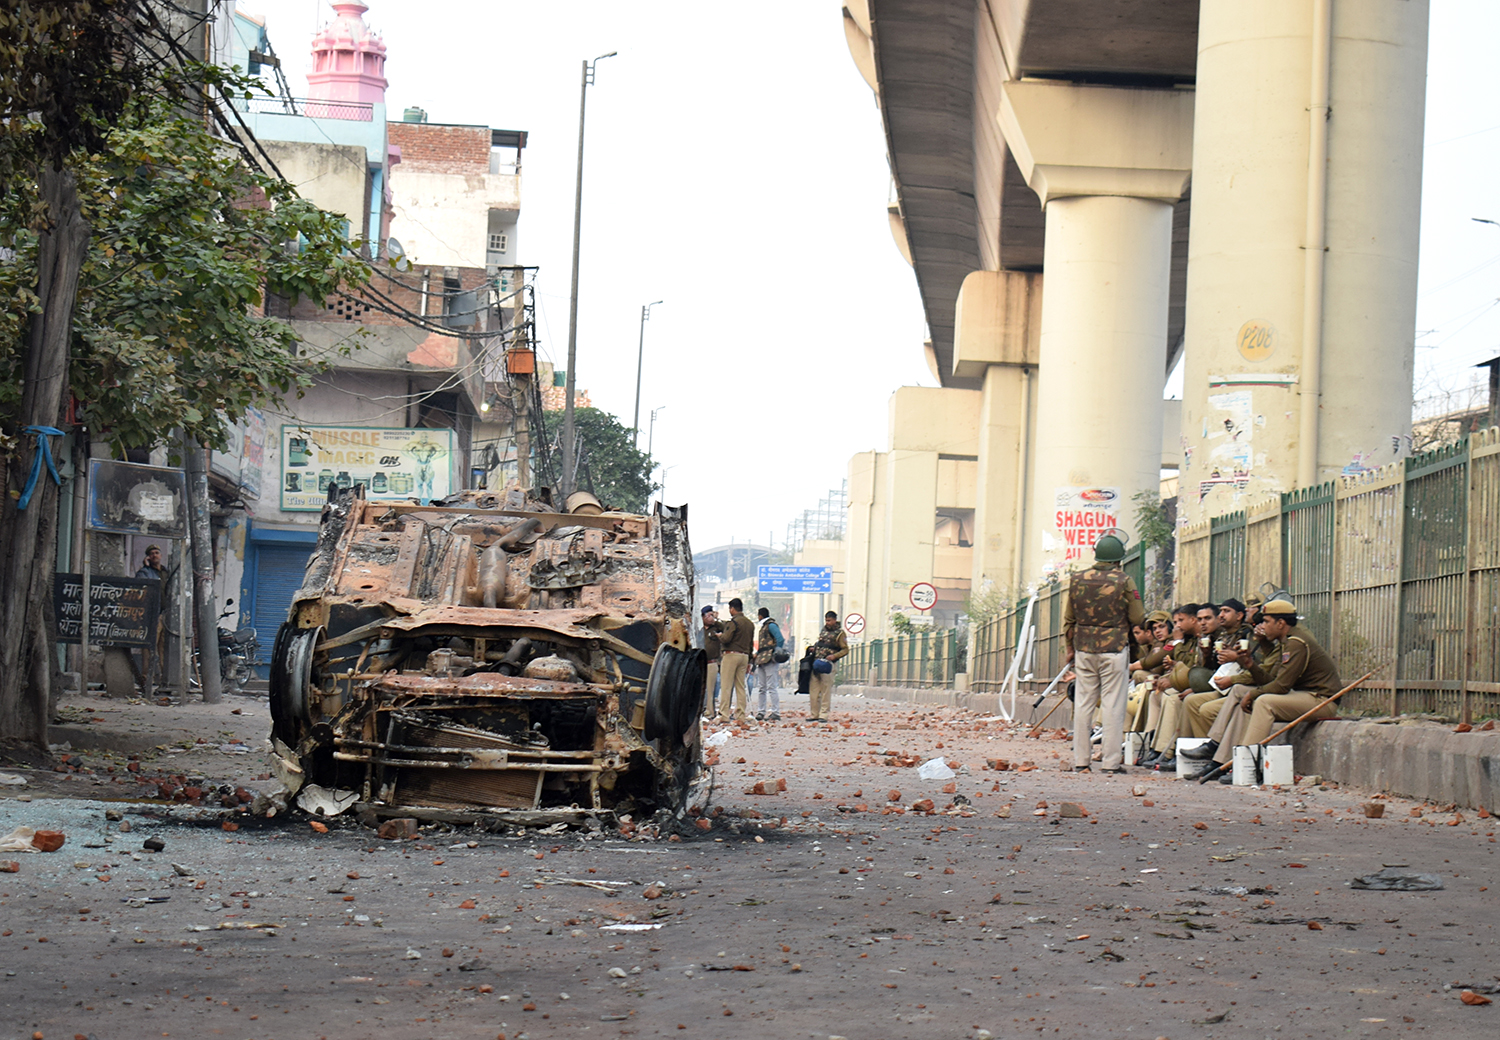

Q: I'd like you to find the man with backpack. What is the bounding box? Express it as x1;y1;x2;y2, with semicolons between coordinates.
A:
808;610;850;723
752;606;786;721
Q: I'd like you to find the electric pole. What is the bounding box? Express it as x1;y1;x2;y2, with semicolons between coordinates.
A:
632;300;662;447
560;51;616;499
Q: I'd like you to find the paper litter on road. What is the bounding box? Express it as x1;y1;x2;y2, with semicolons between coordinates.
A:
296;784;359;817
704;729;731;748
600;922;663;931
917;757;956;780
0;826;40;853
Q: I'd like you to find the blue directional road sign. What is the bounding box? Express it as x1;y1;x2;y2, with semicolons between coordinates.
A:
757;565;832;594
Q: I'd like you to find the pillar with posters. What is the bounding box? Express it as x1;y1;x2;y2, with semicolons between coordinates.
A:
1046;486;1121;567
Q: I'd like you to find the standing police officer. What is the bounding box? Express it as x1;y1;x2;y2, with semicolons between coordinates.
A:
1062;533;1145;773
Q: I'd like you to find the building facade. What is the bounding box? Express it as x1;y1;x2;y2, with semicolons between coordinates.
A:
208;2;529;666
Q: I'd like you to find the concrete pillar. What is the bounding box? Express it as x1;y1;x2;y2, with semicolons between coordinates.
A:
1180;0;1428;521
843;451;887;640
999;82;1194;571
952;270;1041;597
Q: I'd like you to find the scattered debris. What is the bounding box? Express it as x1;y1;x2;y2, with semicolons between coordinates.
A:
917;757;955;780
296;784;358;818
1350;868;1445;891
31;830;65;852
377;818;420;841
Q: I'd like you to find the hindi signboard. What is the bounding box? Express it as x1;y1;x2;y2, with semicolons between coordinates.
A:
54;574;160;647
280;425;454;512
756;565;832;594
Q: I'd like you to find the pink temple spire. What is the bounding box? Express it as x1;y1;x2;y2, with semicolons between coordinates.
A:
306;1;387;107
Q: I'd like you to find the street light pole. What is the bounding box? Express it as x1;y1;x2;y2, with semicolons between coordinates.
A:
647;405;665;460
632;300;663;447
560;51;616;499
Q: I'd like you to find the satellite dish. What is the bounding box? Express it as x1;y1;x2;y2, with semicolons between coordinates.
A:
385;237;410;271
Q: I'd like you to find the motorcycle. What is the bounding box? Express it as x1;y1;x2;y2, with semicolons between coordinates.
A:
194;599;258;695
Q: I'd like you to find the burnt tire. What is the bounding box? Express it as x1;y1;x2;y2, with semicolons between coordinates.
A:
644;643;705;749
268;623;319;746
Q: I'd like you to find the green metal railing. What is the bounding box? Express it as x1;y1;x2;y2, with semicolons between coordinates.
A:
1168;428;1500;722
837;628;962;689
971;426;1500;722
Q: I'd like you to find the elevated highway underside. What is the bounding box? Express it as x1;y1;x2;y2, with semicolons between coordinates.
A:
861;0;1198;387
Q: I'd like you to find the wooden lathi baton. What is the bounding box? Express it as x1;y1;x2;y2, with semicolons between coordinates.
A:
1197;667;1379;784
1025;666;1073;738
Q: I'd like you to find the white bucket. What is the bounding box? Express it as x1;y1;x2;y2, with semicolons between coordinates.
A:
1124;732;1145;765
1263;745;1294;786
1176;738;1210;779
1232;745;1261;786
1231;744;1295;786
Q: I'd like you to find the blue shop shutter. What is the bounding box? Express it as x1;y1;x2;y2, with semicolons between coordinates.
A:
250;546;312;664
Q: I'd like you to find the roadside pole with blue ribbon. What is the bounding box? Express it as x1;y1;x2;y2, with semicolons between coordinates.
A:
17;425;66;510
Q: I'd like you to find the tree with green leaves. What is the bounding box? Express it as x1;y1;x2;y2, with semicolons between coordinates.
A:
545;408;656;513
0;2;366;744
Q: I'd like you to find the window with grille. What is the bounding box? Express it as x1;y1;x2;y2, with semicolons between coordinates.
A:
488;232;508;253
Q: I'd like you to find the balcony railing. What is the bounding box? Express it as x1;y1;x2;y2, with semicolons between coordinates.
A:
244;95;374;122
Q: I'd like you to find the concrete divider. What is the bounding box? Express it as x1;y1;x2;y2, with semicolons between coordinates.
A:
1293;720;1499;812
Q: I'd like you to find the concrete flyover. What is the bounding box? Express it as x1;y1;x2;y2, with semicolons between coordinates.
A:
842;0;1427;587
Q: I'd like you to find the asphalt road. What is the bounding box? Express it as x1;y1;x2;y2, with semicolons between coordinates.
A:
2;695;1497;1039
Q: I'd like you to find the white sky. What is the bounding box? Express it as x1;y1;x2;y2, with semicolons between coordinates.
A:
240;0;1498;548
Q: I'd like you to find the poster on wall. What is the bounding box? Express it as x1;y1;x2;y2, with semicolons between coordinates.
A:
280;425;454;512
241;406;266;500
1051;486;1121;563
87;459;187;537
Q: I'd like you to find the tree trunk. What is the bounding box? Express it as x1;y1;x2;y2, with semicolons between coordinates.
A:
0;167;90;746
184;435;222;703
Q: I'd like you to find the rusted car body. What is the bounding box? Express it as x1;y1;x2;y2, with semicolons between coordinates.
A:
268;487;705;815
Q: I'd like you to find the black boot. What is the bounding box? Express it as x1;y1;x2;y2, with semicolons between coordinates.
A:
1180;740;1219;760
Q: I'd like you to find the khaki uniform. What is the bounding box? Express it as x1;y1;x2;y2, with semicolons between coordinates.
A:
1150;638;1205;754
702;625;721;715
1210;625;1342;765
715;613;755;719
1062;563;1144;770
809;624;849;721
1127;640;1170;735
1189;625;1270;739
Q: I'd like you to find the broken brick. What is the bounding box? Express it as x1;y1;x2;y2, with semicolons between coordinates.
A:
377;818;420;840
30;831;65;852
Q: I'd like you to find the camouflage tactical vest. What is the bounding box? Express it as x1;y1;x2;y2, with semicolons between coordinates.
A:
1069;565;1132;655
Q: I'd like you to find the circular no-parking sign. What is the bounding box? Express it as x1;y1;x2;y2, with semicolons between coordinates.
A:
844;613;866;635
909;582;937;612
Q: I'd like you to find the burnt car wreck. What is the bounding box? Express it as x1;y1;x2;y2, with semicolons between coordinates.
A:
268;487;705;820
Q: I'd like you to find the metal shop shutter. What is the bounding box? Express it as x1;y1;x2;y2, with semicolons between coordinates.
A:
250;546;312;663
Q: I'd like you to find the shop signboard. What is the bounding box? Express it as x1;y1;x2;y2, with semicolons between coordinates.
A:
280;425;454;511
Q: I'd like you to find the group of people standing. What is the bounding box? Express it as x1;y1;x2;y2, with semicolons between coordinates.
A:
699;601;849;724
1064;533;1345;778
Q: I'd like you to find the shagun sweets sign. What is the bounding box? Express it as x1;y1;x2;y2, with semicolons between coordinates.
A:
1051;486;1121;563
